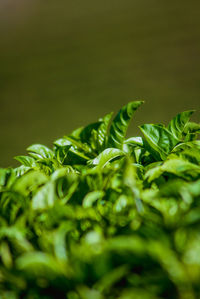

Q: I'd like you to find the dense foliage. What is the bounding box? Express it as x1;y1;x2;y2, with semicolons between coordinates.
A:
0;101;200;299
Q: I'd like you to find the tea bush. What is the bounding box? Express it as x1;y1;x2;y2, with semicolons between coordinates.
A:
0;101;200;298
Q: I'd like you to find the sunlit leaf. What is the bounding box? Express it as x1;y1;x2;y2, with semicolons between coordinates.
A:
108;101;144;149
14;155;36;167
27;144;54;160
168;110;195;140
140;124;179;160
88;148;125;169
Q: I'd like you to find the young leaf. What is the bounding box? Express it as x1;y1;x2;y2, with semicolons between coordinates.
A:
140;124;179;160
70;126;84;138
88;148;125;169
80;121;103;144
108;101;144;149
80;121;105;153
14;165;31;177
54;138;71;164
183;122;200;141
14;156;36;167
27;144;54;160
168;110;194;140
64;136;91;153
124;136;144;147
97;112;113;150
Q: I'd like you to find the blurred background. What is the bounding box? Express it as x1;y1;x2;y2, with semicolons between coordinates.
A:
0;0;199;167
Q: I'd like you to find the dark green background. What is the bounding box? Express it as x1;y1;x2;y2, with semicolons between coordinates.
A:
0;0;199;167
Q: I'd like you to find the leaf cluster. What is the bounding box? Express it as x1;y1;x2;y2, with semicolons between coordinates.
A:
0;101;200;299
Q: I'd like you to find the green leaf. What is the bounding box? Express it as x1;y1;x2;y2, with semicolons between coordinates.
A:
51;167;77;181
124;137;144;147
14;156;36;167
14;165;31;177
53;223;74;261
16;252;71;277
12;170;48;196
54;138;71;164
145;158;200;182
97;112;113;150
107;236;145;254
54;138;71;147
70;126;84;138
123;158;144;213
168;110;194;140
140;124;179;160
88;148;125;169
108;101;144;149
32;181;56;210
83;191;105;208
1;101;200;298
0;242;13;268
94;265;129;292
0;168;11;187
144;165;163;183
0;226;33;252
184;121;200;134
27;144;54;160
64;136;91;153
80;121;103;144
66;147;90;164
79;120;107;153
187;179;200;197
162;158;200;178
184;121;200;141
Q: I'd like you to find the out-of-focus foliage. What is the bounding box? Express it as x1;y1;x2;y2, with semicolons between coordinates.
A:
0;101;200;298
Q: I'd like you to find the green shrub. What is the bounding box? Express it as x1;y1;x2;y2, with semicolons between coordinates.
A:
0;101;200;298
